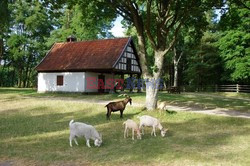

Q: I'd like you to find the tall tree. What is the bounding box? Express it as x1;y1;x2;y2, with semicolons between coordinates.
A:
101;0;222;110
0;0;9;62
0;0;11;86
170;9;215;88
217;1;250;83
171;24;206;87
184;31;222;90
7;0;53;87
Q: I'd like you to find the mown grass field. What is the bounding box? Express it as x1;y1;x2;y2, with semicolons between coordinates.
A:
1;87;249;112
0;88;250;165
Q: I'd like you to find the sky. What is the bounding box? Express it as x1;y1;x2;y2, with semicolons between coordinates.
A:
110;16;126;37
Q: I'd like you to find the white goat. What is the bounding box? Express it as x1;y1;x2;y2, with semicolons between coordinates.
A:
123;119;141;140
138;115;168;137
69;120;102;148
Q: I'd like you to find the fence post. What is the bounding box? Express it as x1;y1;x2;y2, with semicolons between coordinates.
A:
215;84;218;92
236;84;239;93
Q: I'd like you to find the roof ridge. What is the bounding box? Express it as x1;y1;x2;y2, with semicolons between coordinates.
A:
55;37;131;44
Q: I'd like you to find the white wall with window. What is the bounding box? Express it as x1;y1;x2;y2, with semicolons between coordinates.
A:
38;72;114;93
37;72;85;92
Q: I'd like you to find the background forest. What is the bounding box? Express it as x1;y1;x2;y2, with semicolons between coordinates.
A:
0;0;249;90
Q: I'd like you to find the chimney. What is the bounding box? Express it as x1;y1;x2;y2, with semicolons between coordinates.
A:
66;35;77;42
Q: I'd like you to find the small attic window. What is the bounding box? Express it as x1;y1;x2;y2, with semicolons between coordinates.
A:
57;75;64;86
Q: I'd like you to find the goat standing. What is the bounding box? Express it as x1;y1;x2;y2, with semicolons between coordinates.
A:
138;115;168;137
105;96;132;120
123;119;141;140
69;120;102;148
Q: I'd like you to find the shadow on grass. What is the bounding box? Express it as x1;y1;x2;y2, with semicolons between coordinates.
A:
0;105;141;139
102;116;249;161
73;115;250;164
1;90;250;164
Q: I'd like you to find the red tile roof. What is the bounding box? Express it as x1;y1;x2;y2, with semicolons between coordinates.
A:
36;38;131;72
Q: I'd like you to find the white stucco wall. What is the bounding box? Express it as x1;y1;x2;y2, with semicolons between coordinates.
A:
37;72;114;93
37;72;85;93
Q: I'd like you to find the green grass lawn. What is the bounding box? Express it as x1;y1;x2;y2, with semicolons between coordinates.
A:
1;87;249;113
0;88;250;165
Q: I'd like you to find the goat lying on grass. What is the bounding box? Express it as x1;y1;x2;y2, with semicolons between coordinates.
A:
69;120;102;148
105;95;132;120
123;119;141;140
138;115;168;137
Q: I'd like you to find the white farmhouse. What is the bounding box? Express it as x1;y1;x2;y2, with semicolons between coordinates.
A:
35;37;141;93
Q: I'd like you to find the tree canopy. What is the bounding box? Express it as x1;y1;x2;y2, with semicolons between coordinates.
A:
217;1;250;83
0;0;249;108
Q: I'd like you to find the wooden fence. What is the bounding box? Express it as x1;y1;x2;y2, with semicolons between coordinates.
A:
216;84;250;93
181;84;250;93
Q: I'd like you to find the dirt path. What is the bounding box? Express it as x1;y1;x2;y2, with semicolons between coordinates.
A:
163;105;250;119
26;96;250;119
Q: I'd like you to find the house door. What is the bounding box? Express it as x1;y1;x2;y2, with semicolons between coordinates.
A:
127;58;131;71
98;75;105;93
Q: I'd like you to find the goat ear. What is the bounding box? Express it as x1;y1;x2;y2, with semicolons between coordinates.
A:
125;95;130;99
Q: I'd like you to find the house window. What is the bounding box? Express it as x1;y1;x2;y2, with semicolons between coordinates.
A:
57;75;64;86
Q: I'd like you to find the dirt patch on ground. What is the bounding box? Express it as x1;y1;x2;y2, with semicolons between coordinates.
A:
20;96;250;119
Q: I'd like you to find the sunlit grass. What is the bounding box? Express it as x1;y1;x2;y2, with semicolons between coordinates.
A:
0;88;250;165
1;88;249;112
157;92;250;113
212;92;250;99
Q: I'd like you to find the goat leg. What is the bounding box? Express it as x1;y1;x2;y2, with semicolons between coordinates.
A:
124;126;127;138
106;112;109;120
132;129;134;140
86;139;91;148
120;110;124;119
153;126;156;136
106;109;111;120
74;138;79;146
106;109;109;120
139;125;144;135
69;135;73;147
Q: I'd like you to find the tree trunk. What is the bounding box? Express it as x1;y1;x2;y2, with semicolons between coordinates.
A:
26;67;32;87
173;47;183;87
24;62;31;88
0;38;4;86
18;69;23;88
145;50;165;110
146;83;158;110
0;59;5;86
0;38;3;62
12;68;15;86
173;59;178;87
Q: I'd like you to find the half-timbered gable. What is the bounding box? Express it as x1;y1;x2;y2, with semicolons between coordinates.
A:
114;43;141;73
